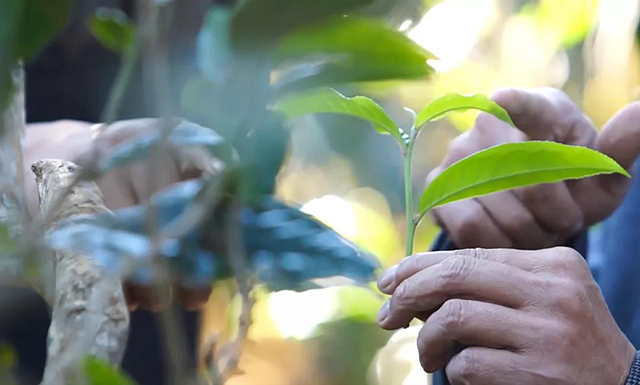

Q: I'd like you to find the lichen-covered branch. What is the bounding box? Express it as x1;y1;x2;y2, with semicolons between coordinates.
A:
33;160;130;385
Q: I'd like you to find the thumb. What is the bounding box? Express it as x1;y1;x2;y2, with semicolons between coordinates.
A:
571;102;640;226
595;101;640;170
491;88;596;146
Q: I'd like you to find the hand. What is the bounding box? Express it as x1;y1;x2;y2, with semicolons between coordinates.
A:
377;248;637;385
23;119;219;311
428;88;640;249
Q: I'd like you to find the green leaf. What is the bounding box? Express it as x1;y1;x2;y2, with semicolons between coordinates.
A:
274;17;435;93
231;0;373;50
273;88;404;145
415;93;514;130
17;0;71;61
0;0;69;110
419;142;630;214
84;357;136;385
196;8;233;82
0;223;17;255
88;8;136;54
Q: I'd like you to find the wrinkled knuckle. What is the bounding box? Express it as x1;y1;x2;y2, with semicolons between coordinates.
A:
554;213;584;236
439;256;474;285
551;278;588;316
393;283;412;307
454;248;489;261
450;349;480;382
441;299;467;331
551;247;588;272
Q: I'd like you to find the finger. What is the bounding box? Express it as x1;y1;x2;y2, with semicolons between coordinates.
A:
572;102;640;225
127;153;183;203
96;167;138;210
176;284;212;311
418;300;529;373
491;88;596;145
513;182;584;237
378;248;582;295
127;284;173;313
476;191;558;249
594;101;640;170
446;347;523;385
378;254;536;330
123;283;139;312
431;199;514;249
432;114;524;171
172;146;223;180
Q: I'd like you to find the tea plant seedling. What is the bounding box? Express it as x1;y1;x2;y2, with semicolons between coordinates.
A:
274;89;630;256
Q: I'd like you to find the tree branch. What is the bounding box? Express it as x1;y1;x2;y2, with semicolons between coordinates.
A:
33;160;130;385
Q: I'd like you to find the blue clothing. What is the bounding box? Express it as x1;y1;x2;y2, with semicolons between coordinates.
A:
432;162;640;385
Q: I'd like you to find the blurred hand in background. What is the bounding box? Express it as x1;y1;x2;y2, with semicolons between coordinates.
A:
23;119;218;311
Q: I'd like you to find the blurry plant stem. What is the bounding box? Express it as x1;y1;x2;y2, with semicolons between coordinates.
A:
403;128;417;257
101;13;149;123
101;35;141;123
139;0;195;383
207;201;254;385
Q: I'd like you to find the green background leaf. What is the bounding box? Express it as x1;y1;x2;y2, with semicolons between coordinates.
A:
273;88;404;145
0;0;69;111
85;357;136;385
17;0;70;61
419;142;630;214
0;224;17;255
231;0;372;49
274;17;435;93
415;93;514;130
88;8;136;54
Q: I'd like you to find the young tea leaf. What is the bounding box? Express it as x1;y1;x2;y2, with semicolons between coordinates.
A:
84;356;136;385
415;93;514;130
419;142;630;214
88;8;136;54
273;88;404;146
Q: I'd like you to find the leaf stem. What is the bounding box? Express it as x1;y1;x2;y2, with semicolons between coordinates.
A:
404;128;417;257
101;14;148;123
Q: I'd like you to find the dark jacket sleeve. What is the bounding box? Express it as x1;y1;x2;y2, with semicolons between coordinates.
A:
429;231;589;385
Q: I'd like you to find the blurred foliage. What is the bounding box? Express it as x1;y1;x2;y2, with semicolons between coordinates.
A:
312;320;390;385
0;0;69;112
0;224;17;254
87;8;136;54
84;357;136;385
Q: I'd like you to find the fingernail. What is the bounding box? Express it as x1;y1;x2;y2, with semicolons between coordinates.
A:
378;266;397;292
377;302;390;324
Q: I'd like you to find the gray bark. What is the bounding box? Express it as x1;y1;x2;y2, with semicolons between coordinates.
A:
33;160;130;385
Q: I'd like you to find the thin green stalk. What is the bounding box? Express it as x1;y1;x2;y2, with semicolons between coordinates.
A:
404;130;416;257
101;20;146;123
